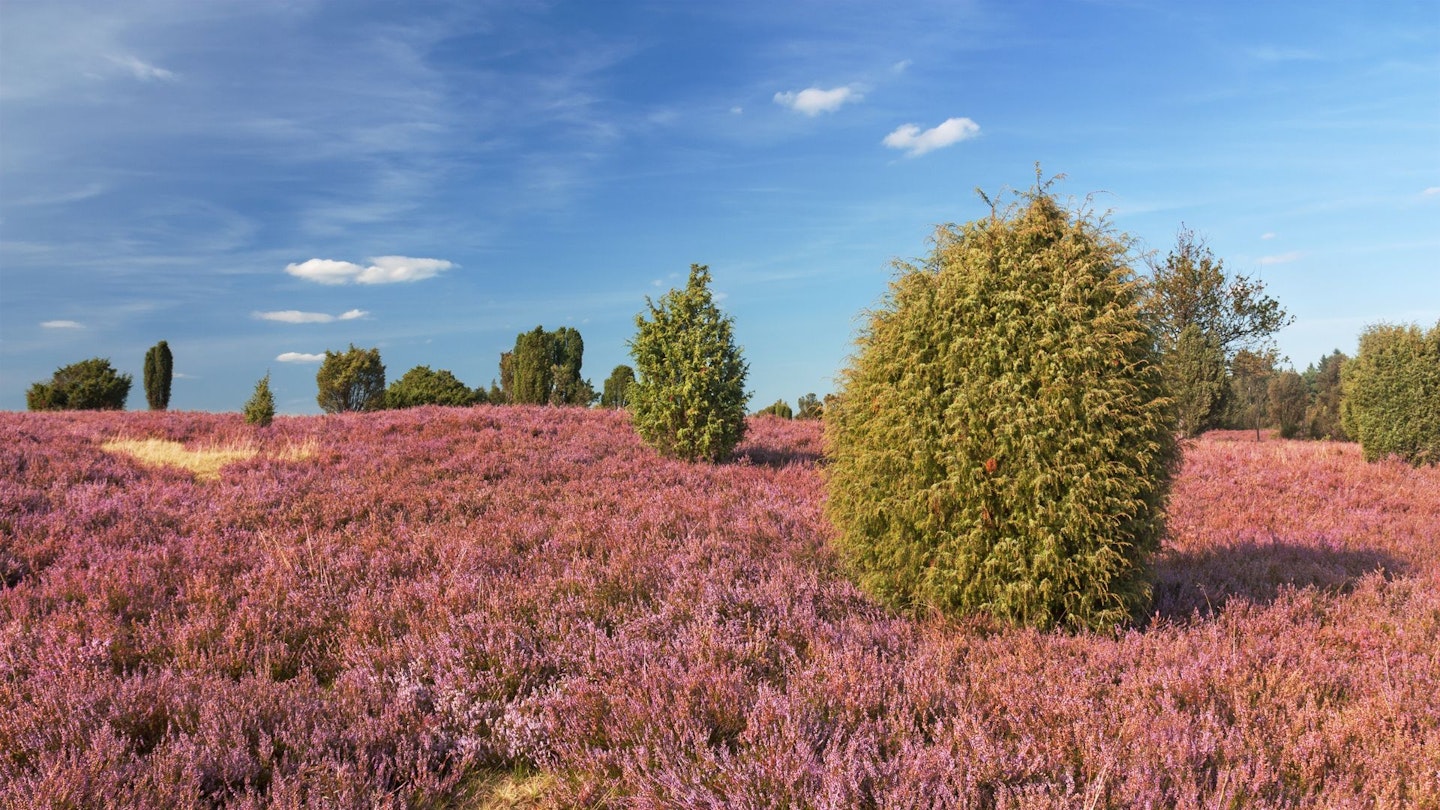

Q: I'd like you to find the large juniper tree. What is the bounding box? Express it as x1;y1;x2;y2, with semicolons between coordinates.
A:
629;264;749;462
825;179;1178;631
315;344;386;413
143;340;174;410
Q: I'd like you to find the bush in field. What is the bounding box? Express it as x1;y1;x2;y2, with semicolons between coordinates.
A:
796;392;824;420
630;264;749;462
825;182;1178;631
316;344;386;413
243;373;276;426
1304;350;1348;440
1341;321;1440;465
1268;369;1309;439
386;365;483;408
601;364;636;409
506;326;595;406
143;340;173;410
27;357;132;411
756;399;793;419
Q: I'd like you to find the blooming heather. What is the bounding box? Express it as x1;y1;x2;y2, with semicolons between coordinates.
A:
1;411;1437;807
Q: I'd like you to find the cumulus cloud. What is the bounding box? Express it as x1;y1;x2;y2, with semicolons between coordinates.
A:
276;352;325;363
1258;251;1303;266
774;85;862;116
285;256;453;285
41;320;84;329
883;117;980;157
254;309;368;323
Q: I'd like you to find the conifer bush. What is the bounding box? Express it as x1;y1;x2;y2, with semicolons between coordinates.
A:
825;182;1178;631
629;264;749;462
244;373;275;426
1341;321;1440;465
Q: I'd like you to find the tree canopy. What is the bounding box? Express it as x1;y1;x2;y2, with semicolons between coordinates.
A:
316;344;386;413
27;358;132;411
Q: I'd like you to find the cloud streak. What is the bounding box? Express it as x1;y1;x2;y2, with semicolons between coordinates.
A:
41;320;84;329
883;117;980;157
774;85;862;116
276;352;325;363
1258;251;1303;266
254;309;368;323
285;256;454;285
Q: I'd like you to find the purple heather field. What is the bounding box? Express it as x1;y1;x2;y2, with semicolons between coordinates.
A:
1;407;1438;808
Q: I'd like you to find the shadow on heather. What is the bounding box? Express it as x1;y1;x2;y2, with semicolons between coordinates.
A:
1148;537;1405;622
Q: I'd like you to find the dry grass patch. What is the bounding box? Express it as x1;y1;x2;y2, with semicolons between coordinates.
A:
444;770;557;809
102;437;316;481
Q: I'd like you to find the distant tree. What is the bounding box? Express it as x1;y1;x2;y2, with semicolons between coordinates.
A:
143;340;174;410
601;364;636;409
507;326;595;406
795;393;824;420
1341;321;1440;465
27;358;132;411
487;380;507;405
1303;350;1349;441
756;399;793;419
316;344;386;413
1228;348;1277;440
1268;368;1309;439
629;263;749;462
826;179;1178;631
244;373;276;427
386;365;482;408
496;352;515;404
1142;227;1291;435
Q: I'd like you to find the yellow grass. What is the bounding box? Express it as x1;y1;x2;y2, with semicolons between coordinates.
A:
101;437;316;481
443;770;557;810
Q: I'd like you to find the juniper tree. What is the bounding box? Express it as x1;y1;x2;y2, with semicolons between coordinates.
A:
601;364;636;409
143;340;174;410
316;344;386;413
1341;321;1440;465
629;264;749;462
825;179;1178;631
244;373;276;427
386;366;482;408
27;358;132;411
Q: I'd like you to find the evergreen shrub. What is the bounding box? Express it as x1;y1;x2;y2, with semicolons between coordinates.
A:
825;183;1178;631
1341;322;1440;465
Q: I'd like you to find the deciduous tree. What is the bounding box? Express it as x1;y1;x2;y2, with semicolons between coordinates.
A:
601;364;636;409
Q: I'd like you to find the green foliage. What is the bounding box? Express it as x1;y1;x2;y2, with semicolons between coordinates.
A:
243;373;276;427
1164;325;1227;437
629;264;749;463
143;340;173;411
386;365;483;408
796;393;824;420
1142;227;1291;435
1341;322;1440;465
825;183;1179;632
757;399;793;419
506;326;595;406
316;344;386;414
1227;348;1277;439
1268;369;1308;439
27;357;132;411
1303;350;1348;441
601;364;636;409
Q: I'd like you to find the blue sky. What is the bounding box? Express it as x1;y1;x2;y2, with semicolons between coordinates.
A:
2;0;1437;414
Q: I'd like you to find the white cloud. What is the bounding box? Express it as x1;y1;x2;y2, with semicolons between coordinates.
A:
41;320;84;329
254;308;370;323
1258;251;1303;266
285;256;454;285
1423;187;1440;197
276;352;325;363
1261;232;1277;240
108;54;177;82
882;117;980;157
774;85;862;116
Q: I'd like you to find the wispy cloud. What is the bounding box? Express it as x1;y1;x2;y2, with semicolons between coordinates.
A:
1259;251;1304;266
882;117;980;157
41;320;84;329
774;85;863;116
285;256;454;285
1423;187;1440;197
1261;232;1277;240
891;60;913;74
276;352;325;363
254;309;368;324
107;54;177;82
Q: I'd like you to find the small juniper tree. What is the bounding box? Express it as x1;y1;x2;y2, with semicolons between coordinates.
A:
316;344;386;413
244;373;276;427
629;264;749;462
826;178;1178;631
601;364;636;409
756;399;793;419
1341;321;1440;465
143;340;174;410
